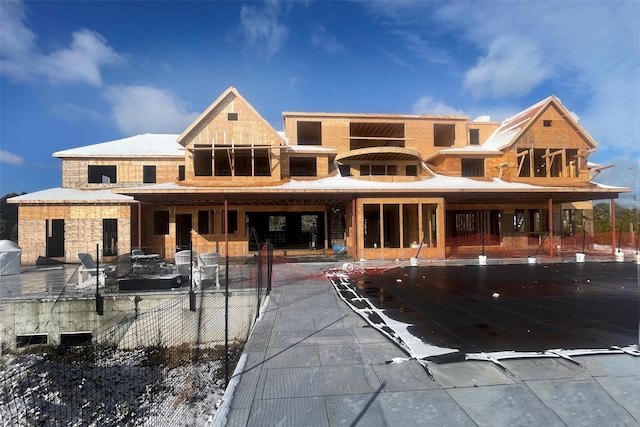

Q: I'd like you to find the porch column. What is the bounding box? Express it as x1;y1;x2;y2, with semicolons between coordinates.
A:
611;198;617;254
548;198;555;257
324;207;329;250
441;198;447;259
137;201;142;250
352;198;357;259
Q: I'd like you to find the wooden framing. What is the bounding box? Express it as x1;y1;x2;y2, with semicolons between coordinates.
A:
9;89;629;264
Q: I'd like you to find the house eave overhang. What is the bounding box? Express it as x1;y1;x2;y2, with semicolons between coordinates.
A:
113;180;630;206
335;147;423;163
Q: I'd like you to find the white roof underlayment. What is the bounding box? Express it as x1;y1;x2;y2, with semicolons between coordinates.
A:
125;174;624;193
8;188;134;202
53;134;182;158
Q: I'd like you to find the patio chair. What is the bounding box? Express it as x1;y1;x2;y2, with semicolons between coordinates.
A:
77;253;106;289
175;250;198;284
197;252;220;287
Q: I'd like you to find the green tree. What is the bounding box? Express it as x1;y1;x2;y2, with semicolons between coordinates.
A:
0;193;22;241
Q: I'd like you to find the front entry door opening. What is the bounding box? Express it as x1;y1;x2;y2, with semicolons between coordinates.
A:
176;214;192;251
247;212;325;251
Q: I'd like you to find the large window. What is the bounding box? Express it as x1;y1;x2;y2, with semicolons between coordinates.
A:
350;122;405;150
194;146;212;176
533;149;547;177
363;204;380;248
434;124;455;147
254;149;271;176
517;148;531;177
153;211;170;235
143;165;156;183
461;159;484;177
235;150;252;176
383;204;400;248
215;149;232;176
297;121;322;145
88;165;116;184
290;157;317;176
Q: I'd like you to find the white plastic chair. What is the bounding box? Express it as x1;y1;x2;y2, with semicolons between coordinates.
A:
175;250;197;283
197;252;220;287
77;253;106;288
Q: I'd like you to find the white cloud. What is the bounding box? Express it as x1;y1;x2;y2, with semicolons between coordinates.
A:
464;35;550;98
0;1;125;86
381;48;413;71
240;2;289;59
364;1;640;154
104;85;199;135
289;77;300;95
0;0;36;56
311;25;344;54
412;96;465;116
0;150;25;166
50;102;104;123
393;30;450;65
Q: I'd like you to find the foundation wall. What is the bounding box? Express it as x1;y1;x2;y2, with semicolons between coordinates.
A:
1;290;259;352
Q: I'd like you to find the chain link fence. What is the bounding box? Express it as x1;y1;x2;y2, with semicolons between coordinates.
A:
0;239;273;426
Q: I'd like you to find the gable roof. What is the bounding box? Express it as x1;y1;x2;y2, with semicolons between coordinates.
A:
482;96;598;151
177;87;285;146
53;134;182;158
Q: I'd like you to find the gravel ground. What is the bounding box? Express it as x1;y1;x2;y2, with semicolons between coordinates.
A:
0;343;242;426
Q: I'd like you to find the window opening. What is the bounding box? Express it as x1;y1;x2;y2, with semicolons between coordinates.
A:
88;165;116;184
461;158;484;177
533;149;547;177
349;122;405;150
565;149;578;177
514;209;525;232
103;219;118;256
215;148;232;176
517;148;531;177
235;150;252;176
228;112;238;121
383;205;400;248
178;165;185;181
254;149;271;176
198;210;214;234
543;120;552;127
154;211;170;235
60;332;92;346
434;124;455;147
143;165;156;183
16;334;48;347
402;204;419;248
297;121;322;145
338;164;351;176
222;210;238;234
194;146;212;176
469;129;480;145
290;157;317;176
363;204;380;248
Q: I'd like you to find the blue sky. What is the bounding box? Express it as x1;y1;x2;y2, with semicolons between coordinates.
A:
1;0;639;203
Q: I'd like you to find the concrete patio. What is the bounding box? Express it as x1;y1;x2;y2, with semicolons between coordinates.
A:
218;261;639;426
